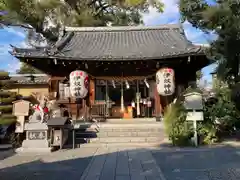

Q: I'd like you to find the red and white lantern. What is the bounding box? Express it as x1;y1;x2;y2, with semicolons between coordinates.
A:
69;70;89;98
156;68;175;96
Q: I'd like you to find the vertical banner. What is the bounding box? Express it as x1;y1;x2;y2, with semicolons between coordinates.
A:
156;68;175;96
69;70;89;98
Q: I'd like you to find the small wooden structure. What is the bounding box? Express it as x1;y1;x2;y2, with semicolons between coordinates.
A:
47;117;71;149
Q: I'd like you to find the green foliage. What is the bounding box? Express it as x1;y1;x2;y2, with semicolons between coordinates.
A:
179;0;240;82
164;83;240;146
0;118;16;125
0;71;9;78
0;72;17;146
164;102;193;146
201;82;239;144
17;63;43;74
204;82;240;137
0;71;14;89
0;97;16;104
0;105;13;113
0;91;15;97
196;70;203;81
0;72;17;125
0;0;164;44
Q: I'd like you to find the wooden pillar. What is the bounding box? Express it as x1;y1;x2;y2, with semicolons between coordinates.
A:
154;84;162;121
89;78;95;105
105;80;109;116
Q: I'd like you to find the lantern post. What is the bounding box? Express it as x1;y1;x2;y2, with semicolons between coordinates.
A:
69;70;89;149
156;67;175;121
184;92;204;146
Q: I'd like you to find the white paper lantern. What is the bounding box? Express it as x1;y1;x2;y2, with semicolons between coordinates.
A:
69;70;89;98
156;68;175;96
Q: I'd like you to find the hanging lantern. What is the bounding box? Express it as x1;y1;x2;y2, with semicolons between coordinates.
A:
156;68;175;96
69;70;89;98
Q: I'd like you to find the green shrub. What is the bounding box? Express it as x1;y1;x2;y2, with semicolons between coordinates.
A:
164;102;194;146
0;97;16;104
164;82;240;146
204;83;240;139
0;105;13;113
0;118;16;125
198;122;218;144
0;91;15;97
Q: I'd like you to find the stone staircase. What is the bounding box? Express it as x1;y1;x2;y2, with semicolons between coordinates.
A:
75;118;166;147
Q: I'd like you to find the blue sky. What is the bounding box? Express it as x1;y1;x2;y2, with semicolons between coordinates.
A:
0;0;216;83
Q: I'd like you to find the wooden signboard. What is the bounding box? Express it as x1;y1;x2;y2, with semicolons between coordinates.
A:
12;100;30;116
186;111;204;121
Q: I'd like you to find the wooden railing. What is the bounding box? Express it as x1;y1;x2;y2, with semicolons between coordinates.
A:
90;101;108;121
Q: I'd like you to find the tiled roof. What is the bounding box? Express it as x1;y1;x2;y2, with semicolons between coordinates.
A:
12;24;205;61
9;74;49;84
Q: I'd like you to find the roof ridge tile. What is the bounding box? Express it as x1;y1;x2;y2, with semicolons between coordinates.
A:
65;24;180;32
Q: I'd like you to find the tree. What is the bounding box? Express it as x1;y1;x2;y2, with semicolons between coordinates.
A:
0;0;164;46
0;71;22;146
196;70;203;87
0;71;17;126
196;70;203;81
17;63;43;74
179;0;240;83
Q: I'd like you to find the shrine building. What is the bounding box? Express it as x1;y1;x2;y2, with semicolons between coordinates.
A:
11;24;210;121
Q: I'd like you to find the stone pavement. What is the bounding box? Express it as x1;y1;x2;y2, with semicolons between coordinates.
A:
152;145;240;180
0;147;164;180
0;145;240;180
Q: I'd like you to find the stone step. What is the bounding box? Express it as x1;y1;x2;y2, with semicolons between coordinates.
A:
98;127;162;132
95;131;164;137
89;137;164;143
78;142;162;148
84;126;163;132
95;123;163;128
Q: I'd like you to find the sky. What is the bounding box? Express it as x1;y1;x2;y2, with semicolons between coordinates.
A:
0;0;216;83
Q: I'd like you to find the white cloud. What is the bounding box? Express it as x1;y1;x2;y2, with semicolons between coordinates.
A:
142;0;216;81
142;0;211;44
4;27;26;38
7;61;21;73
143;0;179;25
0;44;11;56
18;41;32;48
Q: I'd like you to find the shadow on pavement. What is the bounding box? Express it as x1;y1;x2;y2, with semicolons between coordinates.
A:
1;144;240;180
0;149;15;161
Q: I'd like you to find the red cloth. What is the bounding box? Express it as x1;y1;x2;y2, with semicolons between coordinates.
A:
43;107;49;113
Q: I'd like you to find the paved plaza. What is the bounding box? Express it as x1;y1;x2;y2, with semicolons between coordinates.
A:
1;145;240;180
